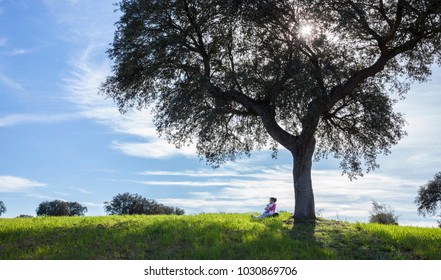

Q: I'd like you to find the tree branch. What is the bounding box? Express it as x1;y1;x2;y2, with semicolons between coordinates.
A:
226;38;244;93
347;0;383;42
182;0;210;77
204;80;298;150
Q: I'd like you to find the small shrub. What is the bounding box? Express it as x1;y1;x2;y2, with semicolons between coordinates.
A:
369;201;399;225
17;215;33;218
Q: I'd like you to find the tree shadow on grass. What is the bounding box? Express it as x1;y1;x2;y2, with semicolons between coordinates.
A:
286;219;332;259
286;218;390;259
287;219;439;260
288;219;388;259
290;219;317;240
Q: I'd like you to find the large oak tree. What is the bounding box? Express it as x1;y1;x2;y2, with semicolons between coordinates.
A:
101;0;441;221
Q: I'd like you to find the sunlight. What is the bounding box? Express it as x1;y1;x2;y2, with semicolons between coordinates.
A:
299;25;313;37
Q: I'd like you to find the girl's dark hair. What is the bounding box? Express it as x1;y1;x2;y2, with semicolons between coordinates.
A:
270;197;277;202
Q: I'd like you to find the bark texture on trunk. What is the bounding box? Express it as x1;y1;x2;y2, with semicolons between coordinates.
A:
292;138;316;221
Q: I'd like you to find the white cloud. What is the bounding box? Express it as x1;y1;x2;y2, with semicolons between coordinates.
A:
0;113;80;127
26;193;58;201
137;180;240;187
161;197;259;209
0;72;24;92
139;170;247;178
10;48;28;55
112;140;195;159
0;175;47;192
0;48;34;56
76;188;93;194
82;201;103;208
54;191;71;196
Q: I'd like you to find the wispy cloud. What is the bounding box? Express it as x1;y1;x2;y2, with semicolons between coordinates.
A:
54;191;71;196
112;140;195;159
0;72;24;92
139;170;247;178
0;113;80;127
26;193;59;201
82;201;103;208
88;168;120;175
63;40;197;160
0;175;47;192
42;0;117;43
69;187;93;194
1;48;33;56
137;180;240;187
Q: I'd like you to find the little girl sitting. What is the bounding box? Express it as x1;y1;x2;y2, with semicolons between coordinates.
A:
253;197;277;219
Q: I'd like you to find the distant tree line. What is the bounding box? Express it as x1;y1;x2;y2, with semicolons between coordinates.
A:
34;194;185;217
1;194;185;218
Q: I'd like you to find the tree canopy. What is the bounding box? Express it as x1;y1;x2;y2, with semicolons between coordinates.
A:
102;0;441;220
104;192;185;215
36;200;88;216
415;172;441;226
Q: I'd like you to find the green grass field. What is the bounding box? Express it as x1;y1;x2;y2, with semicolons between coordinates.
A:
0;213;440;259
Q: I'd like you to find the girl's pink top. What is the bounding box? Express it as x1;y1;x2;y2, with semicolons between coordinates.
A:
267;203;276;214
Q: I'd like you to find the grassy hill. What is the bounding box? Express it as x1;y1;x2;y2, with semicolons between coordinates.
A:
0;213;440;259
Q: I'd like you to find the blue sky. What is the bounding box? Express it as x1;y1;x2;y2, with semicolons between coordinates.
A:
1;0;441;226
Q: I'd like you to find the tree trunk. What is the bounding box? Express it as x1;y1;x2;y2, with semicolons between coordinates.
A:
292;137;316;221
